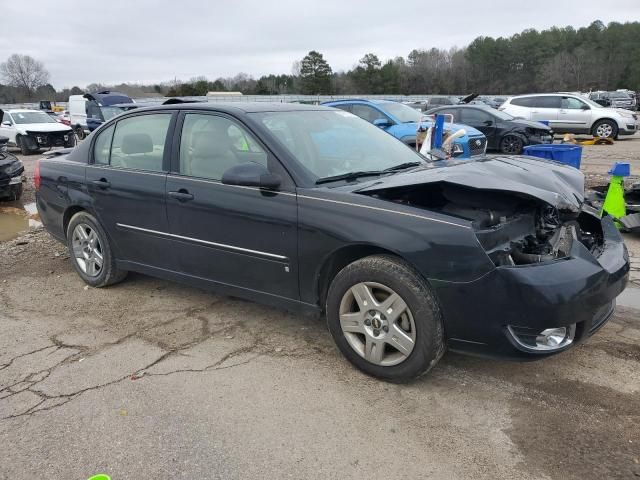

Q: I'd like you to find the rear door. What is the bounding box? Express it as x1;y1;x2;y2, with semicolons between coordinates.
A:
527;96;560;125
85;111;177;270
556;96;592;133
165;111;298;300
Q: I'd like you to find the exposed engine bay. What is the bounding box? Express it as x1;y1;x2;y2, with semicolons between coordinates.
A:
364;183;604;266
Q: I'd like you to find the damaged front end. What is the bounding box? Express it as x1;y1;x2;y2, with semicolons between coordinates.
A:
358;174;629;358
365;182;604;267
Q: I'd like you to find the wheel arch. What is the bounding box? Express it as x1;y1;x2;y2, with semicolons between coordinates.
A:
316;244;409;309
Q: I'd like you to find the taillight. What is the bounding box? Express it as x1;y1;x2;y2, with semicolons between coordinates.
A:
34;160;41;190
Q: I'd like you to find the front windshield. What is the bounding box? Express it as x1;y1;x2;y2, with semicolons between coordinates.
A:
609;92;630;99
491;109;515;121
100;106;124;121
251;110;425;181
381;102;422;123
11;111;57;124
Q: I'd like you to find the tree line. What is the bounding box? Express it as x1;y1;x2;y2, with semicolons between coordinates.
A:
1;20;638;103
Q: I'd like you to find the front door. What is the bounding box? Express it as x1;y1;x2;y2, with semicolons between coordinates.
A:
556;96;593;133
165;111;298;300
460;108;497;147
85;112;176;271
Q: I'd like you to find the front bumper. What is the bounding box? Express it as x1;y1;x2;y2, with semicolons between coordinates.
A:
435;216;630;359
23;131;72;150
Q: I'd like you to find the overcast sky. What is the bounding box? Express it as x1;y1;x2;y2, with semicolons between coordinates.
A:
1;0;638;88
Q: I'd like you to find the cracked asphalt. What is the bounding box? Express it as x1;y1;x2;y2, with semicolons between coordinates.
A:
1;138;640;480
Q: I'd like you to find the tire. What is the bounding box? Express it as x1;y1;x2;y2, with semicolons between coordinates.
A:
500;134;524;154
17;136;31;155
74;126;85;140
326;255;444;382
66;211;127;287
591;119;618;139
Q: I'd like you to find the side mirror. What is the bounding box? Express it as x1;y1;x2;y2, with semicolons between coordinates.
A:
221;162;281;190
483;120;494;126
581;104;590;110
373;118;392;128
1;121;11;126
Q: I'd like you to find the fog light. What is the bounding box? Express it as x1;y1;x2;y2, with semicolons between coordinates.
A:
37;136;43;143
536;328;569;348
507;324;576;352
63;134;69;141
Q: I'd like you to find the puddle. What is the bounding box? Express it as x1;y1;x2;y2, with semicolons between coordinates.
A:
617;287;640;310
0;202;41;242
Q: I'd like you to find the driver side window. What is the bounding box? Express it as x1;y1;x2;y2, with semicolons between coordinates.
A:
561;97;588;110
179;114;267;181
351;105;391;124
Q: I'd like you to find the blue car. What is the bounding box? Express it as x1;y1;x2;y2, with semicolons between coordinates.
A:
322;99;487;158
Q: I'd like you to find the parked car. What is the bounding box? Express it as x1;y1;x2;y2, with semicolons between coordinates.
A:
426;104;554;154
0;136;24;200
0;109;75;155
86;103;141;132
589;91;634;110
322;99;487;158
426;96;458;110
35;102;629;381
69;90;135;139
58;110;71;126
500;93;639;139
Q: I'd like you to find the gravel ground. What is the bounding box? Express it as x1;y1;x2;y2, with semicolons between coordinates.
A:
1;139;639;480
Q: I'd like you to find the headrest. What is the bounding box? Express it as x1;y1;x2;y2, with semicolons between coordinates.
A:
192;130;232;157
121;133;153;154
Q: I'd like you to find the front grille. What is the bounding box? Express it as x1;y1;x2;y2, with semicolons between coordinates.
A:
26;131;70;147
468;137;487;156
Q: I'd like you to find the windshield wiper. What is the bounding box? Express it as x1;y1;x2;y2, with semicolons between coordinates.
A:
315;171;382;184
381;161;423;172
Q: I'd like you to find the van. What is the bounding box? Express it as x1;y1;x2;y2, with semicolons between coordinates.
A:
68;95;88;139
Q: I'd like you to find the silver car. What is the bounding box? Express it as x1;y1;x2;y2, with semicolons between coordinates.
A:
500;93;638;139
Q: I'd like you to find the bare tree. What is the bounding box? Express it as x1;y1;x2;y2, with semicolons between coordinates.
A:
0;54;50;98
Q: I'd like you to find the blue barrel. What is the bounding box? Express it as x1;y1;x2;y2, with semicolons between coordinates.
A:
522;144;583;169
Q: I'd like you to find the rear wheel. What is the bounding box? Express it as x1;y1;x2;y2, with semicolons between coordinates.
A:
66;211;127;287
326;255;444;382
592;119;618;139
500;134;524;154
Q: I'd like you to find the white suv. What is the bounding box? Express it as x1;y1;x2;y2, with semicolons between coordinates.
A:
500;93;638;139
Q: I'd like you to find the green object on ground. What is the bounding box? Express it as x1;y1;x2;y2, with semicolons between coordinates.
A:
601;175;627;228
87;475;111;480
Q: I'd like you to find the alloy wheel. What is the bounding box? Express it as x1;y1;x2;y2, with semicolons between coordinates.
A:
596;123;614;138
339;282;416;366
71;223;104;277
502;136;523;154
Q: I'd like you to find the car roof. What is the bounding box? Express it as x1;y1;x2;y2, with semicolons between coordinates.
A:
130;102;334;114
323;99;393;105
509;93;578;98
6;109;43;113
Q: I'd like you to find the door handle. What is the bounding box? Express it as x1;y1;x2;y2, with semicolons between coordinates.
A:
91;178;110;189
168;189;194;202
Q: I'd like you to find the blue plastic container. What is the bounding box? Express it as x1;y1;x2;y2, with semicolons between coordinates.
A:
522;144;583;169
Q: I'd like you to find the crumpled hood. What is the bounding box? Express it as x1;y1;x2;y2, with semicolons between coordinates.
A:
356;155;585;211
19;123;72;134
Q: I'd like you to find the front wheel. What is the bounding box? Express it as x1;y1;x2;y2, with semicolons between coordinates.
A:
592;120;618;139
326;255;444;382
17;136;32;155
500;134;524;154
66;211;127;287
74;126;85;140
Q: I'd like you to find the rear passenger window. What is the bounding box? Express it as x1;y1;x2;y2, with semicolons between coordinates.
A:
110;114;171;172
532;96;561;109
179;114;267;180
511;97;534;107
93;124;114;164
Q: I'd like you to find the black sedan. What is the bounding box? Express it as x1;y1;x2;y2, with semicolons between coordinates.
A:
35;103;629;382
426;104;554;154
